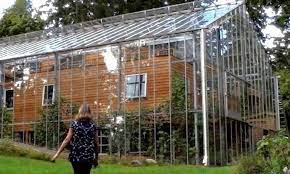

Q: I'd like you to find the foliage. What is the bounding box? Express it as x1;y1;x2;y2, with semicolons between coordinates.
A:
171;72;186;112
0;0;44;38
246;0;290;32
44;0;219;27
147;72;197;162
256;130;290;173
247;0;290;130
43;0;116;27
42;0;287;34
35;97;79;148
13;0;33;14
246;0;290;69
269;32;290;71
99;72;196;163
0;108;12;138
235;155;264;174
236;130;290;174
0;139;51;161
276;69;290;117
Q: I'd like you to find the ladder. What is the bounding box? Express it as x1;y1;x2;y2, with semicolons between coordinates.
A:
279;95;288;131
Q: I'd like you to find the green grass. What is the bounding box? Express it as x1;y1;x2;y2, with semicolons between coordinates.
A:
0;155;234;174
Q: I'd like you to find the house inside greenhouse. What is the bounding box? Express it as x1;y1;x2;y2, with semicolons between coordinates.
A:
0;0;279;165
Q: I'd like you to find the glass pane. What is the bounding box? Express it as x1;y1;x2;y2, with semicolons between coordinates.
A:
127;75;139;84
5;90;14;108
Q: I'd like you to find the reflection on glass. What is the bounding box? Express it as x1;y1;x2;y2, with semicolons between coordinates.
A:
102;46;118;73
42;85;55;106
125;74;147;99
5;89;14;108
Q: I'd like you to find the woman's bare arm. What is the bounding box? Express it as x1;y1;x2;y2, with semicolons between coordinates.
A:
51;128;73;161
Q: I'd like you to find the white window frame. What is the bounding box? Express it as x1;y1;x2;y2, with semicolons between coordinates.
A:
42;84;55;106
125;73;147;99
4;89;14;110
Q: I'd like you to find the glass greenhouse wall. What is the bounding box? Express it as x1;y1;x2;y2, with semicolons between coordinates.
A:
0;1;278;165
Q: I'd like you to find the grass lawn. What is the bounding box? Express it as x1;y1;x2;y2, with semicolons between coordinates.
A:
0;155;234;174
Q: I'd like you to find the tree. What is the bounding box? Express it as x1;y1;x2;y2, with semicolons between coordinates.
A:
0;0;44;38
14;0;32;14
44;0;117;27
247;0;290;130
246;0;290;70
45;0;220;27
246;0;290;32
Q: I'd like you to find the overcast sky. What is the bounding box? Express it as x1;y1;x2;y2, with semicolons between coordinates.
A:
0;0;15;16
0;0;45;18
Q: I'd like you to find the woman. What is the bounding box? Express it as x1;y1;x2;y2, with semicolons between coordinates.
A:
52;103;98;174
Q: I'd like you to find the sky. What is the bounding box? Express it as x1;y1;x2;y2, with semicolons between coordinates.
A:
0;0;45;18
0;0;284;48
0;0;15;17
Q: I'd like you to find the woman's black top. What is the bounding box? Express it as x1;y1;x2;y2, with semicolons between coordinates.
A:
69;120;97;163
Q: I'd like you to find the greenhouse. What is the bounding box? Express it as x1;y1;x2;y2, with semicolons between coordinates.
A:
0;0;279;166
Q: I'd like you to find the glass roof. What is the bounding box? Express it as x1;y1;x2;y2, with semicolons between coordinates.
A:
0;2;242;61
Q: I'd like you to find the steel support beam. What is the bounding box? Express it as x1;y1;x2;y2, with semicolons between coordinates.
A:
200;29;209;166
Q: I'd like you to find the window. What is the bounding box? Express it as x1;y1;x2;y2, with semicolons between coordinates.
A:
60;55;83;69
5;89;14;109
42;85;55;106
27;61;40;73
126;74;147;99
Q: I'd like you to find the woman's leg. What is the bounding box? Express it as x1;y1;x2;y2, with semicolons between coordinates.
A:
82;162;92;174
71;162;92;174
71;162;80;174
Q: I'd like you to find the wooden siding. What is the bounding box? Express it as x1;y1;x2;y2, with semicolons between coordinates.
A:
5;53;196;131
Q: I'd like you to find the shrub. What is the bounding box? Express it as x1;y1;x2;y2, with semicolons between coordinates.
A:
256;130;290;173
235;155;264;174
236;130;290;174
0;139;51;161
0;108;12;138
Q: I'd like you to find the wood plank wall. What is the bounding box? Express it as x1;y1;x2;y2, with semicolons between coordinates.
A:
5;52;197;132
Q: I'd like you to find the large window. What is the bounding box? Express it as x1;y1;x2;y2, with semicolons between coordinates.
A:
27;61;40;73
126;74;147;99
5;89;14;109
59;54;83;69
42;84;55;106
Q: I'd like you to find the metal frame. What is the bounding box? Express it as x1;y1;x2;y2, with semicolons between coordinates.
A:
274;76;280;130
0;2;243;61
200;29;209;166
0;0;278;166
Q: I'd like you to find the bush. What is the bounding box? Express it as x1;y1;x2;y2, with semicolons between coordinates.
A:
0;139;51;161
235;155;264;174
236;130;290;174
256;130;290;173
0;108;12;138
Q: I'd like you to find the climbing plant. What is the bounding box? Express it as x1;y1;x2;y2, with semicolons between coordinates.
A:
0;108;12;139
35;97;79;148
